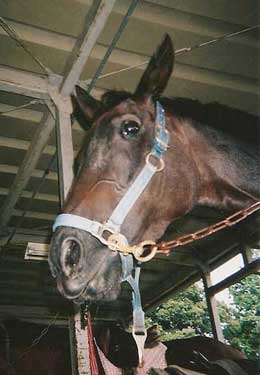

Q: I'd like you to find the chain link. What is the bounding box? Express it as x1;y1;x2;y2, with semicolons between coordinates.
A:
155;201;260;255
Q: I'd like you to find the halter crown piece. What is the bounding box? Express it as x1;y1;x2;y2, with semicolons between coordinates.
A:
52;101;169;365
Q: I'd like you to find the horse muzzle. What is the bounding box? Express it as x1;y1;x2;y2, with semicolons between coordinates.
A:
49;226;123;302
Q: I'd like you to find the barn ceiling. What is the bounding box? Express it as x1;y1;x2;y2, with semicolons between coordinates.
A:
0;0;259;325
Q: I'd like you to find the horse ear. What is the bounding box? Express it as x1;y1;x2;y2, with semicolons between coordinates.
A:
134;34;174;99
72;85;101;130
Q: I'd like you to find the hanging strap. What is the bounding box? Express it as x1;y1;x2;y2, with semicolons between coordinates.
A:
124;265;147;366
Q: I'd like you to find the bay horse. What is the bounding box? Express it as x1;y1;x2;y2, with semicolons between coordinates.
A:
49;34;260;303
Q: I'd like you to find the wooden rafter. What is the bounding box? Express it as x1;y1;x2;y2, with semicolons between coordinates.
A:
0;0;116;232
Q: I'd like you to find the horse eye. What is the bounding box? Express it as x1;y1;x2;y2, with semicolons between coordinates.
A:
120;120;140;138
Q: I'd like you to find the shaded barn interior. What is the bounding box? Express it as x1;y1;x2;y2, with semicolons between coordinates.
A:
0;2;259;368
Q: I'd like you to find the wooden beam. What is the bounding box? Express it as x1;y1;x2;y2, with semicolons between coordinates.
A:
0;187;58;202
2;228;51;246
0;135;55;154
241;245;253;266
0;305;69;325
0;163;57;181
2;5;258;53
0;0;116;233
55;104;74;204
53;3;116;374
0;103;42;122
1;21;259;96
114;1;260;49
202;272;224;342
60;0;117;96
13;209;55;221
0;102;84;132
0;108;55;228
0;65;50;99
208;258;260;297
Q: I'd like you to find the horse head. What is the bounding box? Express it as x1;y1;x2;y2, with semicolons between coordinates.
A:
49;31;259;303
49;34;181;302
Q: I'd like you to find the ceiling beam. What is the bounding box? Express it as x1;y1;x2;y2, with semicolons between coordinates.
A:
0;1;116;231
208;258;260;296
0;108;56;228
0;163;57;181
0;65;50;99
0;65;104;100
0;103;85;132
0;135;55;154
1;21;259;96
60;0;116;96
2;227;51;246
4;4;259;50
0;187;58;202
12;208;55;221
0;103;42;122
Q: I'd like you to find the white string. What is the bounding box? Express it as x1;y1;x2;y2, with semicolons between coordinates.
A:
0;16;53;75
83;23;260;84
18;312;60;359
0;99;41;115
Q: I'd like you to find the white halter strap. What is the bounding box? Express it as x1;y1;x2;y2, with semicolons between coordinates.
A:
52;101;169;365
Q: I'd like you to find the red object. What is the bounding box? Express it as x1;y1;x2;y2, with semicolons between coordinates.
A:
87;311;99;375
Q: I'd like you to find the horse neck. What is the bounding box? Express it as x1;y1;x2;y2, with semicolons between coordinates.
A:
169;116;260;213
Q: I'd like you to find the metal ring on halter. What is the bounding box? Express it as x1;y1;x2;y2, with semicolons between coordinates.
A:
133;240;157;262
145;152;165;172
107;233;129;252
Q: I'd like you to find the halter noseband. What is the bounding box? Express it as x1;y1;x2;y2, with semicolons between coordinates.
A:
52;101;168;365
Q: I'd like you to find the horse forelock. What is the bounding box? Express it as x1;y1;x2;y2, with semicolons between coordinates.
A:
100;90;134;109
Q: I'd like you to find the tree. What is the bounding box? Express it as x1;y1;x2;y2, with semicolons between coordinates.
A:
146;284;211;340
146;274;260;359
222;274;260;359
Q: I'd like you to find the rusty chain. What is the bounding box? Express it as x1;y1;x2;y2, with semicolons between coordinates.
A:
155;200;260;255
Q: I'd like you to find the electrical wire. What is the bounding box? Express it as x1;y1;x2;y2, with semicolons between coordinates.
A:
0;16;53;75
83;23;260;83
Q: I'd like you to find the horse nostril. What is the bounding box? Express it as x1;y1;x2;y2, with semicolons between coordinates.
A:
61;237;82;275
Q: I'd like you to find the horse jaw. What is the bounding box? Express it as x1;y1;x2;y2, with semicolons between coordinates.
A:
49;227;123;302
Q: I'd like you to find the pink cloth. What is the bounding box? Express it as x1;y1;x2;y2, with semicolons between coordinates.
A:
136;343;167;375
96;343;122;375
96;342;167;375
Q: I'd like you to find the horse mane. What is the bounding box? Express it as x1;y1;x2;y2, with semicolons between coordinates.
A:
160;97;260;148
101;90;260;149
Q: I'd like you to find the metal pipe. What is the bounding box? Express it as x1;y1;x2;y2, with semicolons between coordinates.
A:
86;0;139;93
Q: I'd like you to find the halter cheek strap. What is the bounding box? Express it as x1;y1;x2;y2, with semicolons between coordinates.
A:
52;102;168;245
52;101;168;365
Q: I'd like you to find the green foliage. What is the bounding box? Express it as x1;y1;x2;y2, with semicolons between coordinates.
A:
146;284;211;340
146;274;260;359
222;274;260;359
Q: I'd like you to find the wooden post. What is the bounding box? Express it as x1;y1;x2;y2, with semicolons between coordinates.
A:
202;272;224;342
241;245;253;266
55;96;91;375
